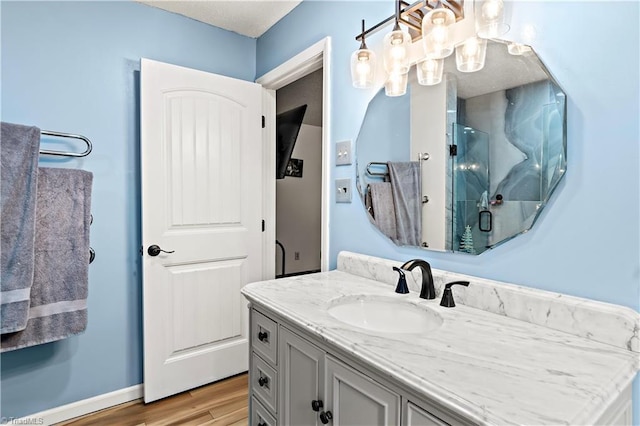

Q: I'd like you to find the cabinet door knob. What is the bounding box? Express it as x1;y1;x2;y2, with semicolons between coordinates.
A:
258;376;269;387
257;331;269;342
311;399;323;412
257;423;267;426
319;411;333;424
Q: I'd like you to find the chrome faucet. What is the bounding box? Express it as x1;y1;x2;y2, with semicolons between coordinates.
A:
400;259;436;300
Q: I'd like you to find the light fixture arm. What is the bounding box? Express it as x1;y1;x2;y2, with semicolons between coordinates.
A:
355;0;464;43
359;19;368;50
393;0;402;31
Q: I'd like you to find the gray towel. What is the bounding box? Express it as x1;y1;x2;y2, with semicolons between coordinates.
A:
1;122;40;333
388;161;422;246
366;183;397;240
1;167;93;352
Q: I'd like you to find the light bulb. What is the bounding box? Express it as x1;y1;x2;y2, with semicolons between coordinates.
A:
455;37;487;73
416;58;444;86
422;8;455;59
475;0;509;38
390;39;406;61
481;0;503;21
350;48;376;89
462;37;480;56
383;29;410;74
356;58;370;76
431;22;448;46
384;72;408;97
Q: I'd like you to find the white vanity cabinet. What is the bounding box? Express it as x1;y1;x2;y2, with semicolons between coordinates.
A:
249;306;466;426
278;326;324;425
244;253;639;425
325;355;401;425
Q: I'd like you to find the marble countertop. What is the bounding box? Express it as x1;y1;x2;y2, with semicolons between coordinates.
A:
242;270;639;425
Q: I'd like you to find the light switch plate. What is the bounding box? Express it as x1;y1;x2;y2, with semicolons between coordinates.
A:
335;178;352;203
336;140;352;166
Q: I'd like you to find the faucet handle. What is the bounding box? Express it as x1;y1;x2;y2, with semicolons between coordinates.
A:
393;266;409;294
439;281;470;308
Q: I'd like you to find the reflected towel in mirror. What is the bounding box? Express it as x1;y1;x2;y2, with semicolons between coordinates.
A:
388;161;422;246
366;183;397;240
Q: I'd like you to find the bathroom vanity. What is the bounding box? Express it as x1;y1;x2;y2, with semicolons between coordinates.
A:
241;252;639;425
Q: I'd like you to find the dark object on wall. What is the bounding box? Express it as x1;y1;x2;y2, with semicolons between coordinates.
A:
285;158;304;178
276;105;307;179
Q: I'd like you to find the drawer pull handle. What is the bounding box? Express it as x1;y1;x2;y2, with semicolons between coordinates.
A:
258;376;269;387
258;423;267;426
258;331;269;342
311;399;323;412
319;410;333;424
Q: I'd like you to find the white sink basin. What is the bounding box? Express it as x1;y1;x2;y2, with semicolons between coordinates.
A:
327;296;442;334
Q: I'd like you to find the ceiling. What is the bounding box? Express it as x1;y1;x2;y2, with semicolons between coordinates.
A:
136;0;302;38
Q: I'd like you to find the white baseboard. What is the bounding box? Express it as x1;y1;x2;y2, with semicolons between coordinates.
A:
14;384;143;425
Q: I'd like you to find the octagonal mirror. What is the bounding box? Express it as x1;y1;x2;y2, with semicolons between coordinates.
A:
356;38;567;254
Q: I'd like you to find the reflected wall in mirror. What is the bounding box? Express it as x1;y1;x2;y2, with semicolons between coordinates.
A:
356;39;567;254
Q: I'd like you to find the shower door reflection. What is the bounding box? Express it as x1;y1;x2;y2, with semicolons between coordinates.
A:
452;124;490;255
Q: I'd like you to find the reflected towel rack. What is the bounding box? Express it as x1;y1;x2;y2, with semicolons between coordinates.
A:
367;154;429;177
366;162;388;177
40;130;92;157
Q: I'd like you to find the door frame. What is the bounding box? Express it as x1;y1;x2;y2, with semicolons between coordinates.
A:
257;37;332;277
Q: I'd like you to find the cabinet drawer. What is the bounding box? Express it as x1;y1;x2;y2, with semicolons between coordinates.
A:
252;353;278;414
251;397;277;426
252;310;278;366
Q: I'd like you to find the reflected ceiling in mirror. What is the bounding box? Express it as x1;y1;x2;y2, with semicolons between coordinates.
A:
356;39;567;255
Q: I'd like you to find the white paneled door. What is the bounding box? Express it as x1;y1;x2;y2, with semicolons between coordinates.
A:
141;59;263;402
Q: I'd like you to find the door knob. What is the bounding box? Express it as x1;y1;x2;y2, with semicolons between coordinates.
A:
257;331;269;342
147;245;175;256
258;376;269;387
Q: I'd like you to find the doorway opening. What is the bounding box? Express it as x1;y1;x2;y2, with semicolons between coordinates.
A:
274;70;323;278
257;37;331;280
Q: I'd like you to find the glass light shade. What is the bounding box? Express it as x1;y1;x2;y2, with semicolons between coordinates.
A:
416;58;444;86
384;72;408;97
456;37;487;73
383;29;411;74
421;8;455;59
475;0;510;38
507;42;532;56
350;48;376;88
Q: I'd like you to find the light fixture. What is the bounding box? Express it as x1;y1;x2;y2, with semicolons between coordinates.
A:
383;2;411;74
350;19;376;89
351;0;511;96
385;72;408;97
421;7;456;59
456;37;487;73
507;42;532;56
475;0;509;38
416;58;444;86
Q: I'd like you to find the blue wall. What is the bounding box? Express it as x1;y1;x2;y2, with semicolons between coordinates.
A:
2;0;638;421
0;1;255;418
257;0;640;421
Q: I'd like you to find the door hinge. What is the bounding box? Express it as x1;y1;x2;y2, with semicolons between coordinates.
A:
261;115;265;128
262;220;265;232
449;145;458;156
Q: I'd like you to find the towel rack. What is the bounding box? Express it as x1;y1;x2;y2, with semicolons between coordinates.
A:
366;162;388;177
40;130;92;157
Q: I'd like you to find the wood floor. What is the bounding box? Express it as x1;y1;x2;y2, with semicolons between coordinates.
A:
58;373;249;426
